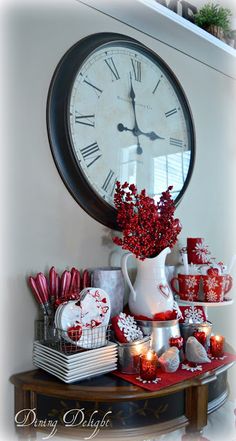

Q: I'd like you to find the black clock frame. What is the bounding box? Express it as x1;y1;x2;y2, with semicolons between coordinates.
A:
47;32;195;231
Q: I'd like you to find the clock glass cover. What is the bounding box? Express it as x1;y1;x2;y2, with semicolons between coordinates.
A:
47;33;195;230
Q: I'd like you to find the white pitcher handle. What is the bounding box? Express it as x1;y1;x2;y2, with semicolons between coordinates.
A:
121;253;136;302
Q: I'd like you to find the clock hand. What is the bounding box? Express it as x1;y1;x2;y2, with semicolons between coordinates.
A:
117;123;165;141
146;131;165;141
136;137;143;155
129;74;143;154
117;124;143;154
117;123;133;134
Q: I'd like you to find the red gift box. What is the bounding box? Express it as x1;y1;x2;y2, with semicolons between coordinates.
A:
187;238;209;264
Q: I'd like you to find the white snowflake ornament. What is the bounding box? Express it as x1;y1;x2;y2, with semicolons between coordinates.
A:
209;354;227;361
136;376;161;384
181;363;203;372
111;313;143;343
182;306;205;324
194;241;209;263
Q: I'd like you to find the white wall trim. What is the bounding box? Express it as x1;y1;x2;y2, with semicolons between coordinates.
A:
77;0;236;79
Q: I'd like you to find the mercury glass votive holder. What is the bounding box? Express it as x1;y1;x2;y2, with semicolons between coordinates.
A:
140;350;158;381
210;335;225;357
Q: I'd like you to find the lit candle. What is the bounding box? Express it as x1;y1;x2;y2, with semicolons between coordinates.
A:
210;335;225;357
140;350;158;381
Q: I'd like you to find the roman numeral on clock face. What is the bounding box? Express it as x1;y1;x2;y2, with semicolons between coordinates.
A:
152;79;161;94
131;58;141;82
80;142;101;167
83;79;103;97
75;112;95;127
170;137;183;147
104;57;120;80
165;108;177;118
102;170;116;195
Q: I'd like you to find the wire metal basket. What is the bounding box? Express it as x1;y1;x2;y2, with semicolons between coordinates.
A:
34;317;55;341
35;319;111;355
54;326;111;354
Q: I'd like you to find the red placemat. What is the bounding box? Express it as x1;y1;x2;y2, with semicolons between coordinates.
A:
112;352;236;391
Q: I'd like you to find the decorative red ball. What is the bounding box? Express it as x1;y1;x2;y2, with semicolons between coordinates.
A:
207;267;219;276
67;325;82;341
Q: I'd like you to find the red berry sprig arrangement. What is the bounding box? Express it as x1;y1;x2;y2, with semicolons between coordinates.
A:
113;181;182;260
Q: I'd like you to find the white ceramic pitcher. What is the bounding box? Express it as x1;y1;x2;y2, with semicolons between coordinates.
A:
121;247;174;318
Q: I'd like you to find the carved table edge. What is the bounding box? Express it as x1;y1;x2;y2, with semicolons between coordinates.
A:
9;363;235;402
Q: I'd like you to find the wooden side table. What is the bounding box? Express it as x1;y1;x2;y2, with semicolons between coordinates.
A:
10;363;234;439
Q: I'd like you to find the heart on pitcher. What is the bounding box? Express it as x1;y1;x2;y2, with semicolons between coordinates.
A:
159;284;170;298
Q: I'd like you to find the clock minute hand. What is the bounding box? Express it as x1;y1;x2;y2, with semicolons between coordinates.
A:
129;75;142;141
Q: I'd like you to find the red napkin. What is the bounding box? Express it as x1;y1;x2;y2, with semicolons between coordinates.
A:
134;310;178;321
112;352;236;391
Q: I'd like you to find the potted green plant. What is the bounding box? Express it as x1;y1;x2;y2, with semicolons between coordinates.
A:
224;29;236;47
194;2;232;41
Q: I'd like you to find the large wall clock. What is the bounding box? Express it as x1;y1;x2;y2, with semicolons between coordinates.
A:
47;32;195;230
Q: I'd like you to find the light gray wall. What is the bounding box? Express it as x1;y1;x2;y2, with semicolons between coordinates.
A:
2;0;236;439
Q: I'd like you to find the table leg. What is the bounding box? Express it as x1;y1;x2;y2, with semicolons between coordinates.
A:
14;387;37;439
185;383;208;439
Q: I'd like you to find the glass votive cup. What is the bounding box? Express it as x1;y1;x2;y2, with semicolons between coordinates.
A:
193;331;207;347
197;321;212;347
210;335;225;357
140;350;158;381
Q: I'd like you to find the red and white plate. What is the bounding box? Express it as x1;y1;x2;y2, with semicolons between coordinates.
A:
56;288;111;348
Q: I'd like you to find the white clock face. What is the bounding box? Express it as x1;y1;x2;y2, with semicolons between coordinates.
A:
69;40;192;207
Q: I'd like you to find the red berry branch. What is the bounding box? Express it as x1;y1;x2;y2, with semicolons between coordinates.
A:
113;182;182;260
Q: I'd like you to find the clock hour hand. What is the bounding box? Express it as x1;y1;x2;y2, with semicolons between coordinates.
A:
117;123;133;134
117;123;164;141
145;131;165;141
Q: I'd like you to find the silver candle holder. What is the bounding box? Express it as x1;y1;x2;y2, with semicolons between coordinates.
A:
117;336;151;374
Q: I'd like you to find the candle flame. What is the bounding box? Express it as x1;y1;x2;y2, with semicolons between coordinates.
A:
146;350;153;360
215;335;222;341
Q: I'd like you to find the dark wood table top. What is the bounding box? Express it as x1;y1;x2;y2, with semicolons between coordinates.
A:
10;363;234;402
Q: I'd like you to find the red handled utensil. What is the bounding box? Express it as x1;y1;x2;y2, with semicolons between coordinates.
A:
36;273;52;316
69;268;81;297
49;266;57;307
28;276;47;316
55;274;60;300
60;270;72;298
82;269;90;289
64;271;72;297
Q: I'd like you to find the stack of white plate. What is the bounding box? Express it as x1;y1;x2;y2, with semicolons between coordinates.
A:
33;341;118;383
